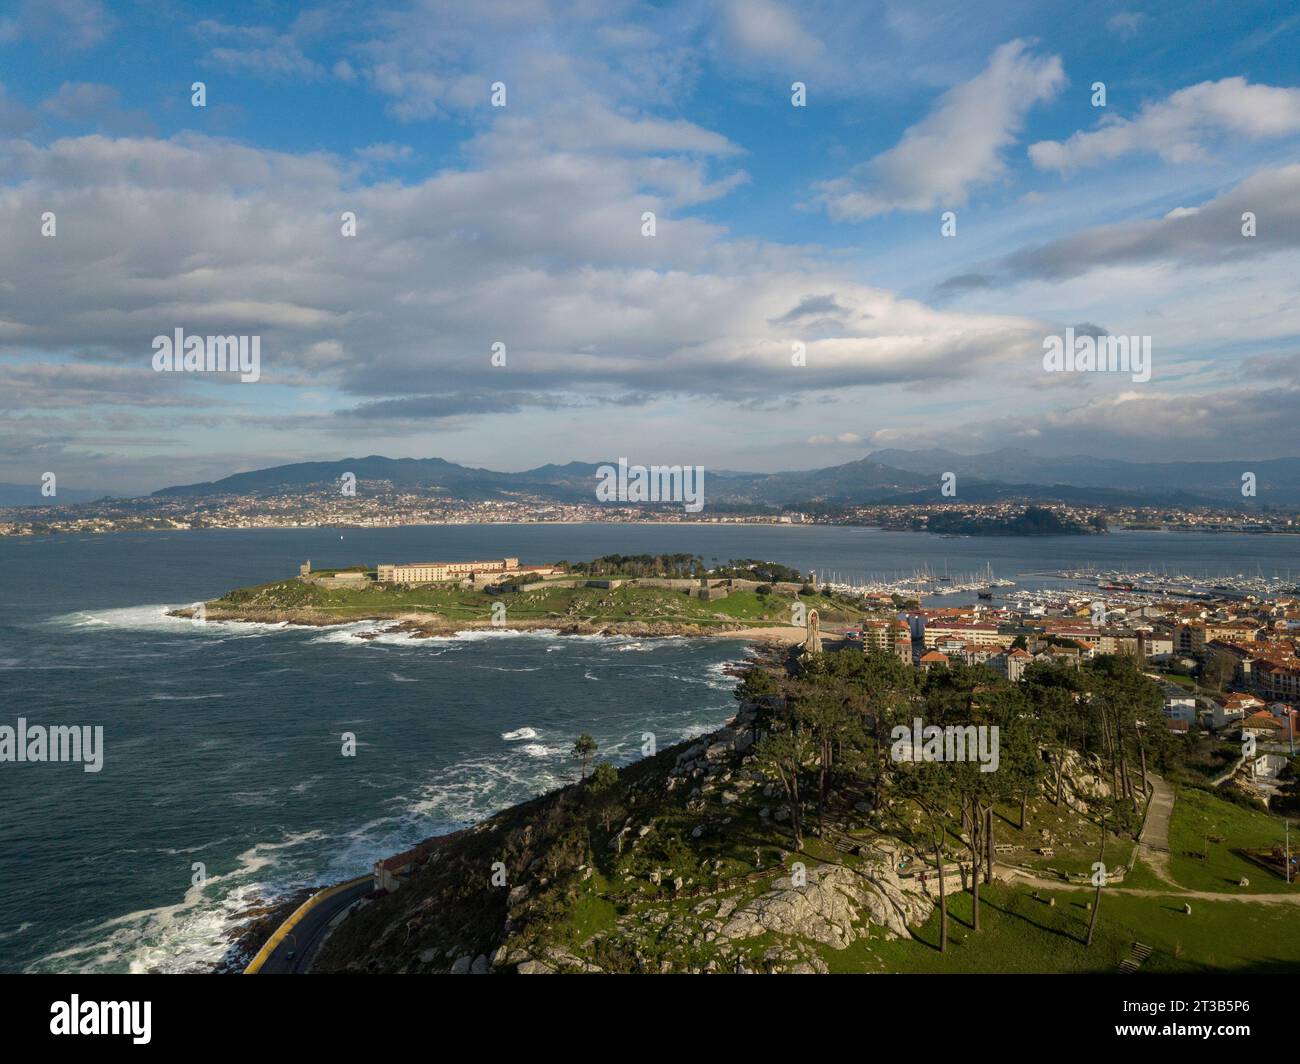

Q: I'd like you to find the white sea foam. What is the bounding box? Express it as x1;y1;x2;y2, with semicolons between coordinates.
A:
502;728;538;741
436;628;562;642
308;622;389;645
149;693;226;702
51;605;288;635
26;832;329;975
0;922;33;942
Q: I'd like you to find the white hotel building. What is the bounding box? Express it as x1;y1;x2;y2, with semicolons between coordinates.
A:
377;558;521;583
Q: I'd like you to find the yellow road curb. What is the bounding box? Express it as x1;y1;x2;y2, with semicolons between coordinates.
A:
244;874;370;974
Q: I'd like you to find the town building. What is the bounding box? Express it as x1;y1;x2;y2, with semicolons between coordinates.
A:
919;649;949;671
862;619;914;664
920;620;1013;649
990;647;1032;682
377;558;522;583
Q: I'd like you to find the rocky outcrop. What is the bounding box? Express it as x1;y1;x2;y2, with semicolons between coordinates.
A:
1052;748;1112;813
719;863;931;949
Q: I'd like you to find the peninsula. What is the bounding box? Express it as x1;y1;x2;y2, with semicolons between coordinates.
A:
172;554;874;640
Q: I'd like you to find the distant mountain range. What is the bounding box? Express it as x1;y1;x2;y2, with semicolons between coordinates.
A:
150;448;1300;508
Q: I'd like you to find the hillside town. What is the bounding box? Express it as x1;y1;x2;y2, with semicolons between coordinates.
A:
0;485;819;536
2;484;1298;538
842;587;1300;798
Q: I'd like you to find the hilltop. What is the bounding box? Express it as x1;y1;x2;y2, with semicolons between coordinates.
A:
309;650;1300;974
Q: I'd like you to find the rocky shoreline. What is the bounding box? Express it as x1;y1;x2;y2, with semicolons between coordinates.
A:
308;671;942;975
167;605;807;645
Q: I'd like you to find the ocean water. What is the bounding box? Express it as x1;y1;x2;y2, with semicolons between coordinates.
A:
0;523;1296;972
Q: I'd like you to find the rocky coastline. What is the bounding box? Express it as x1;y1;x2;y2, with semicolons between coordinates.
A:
166;605;807;644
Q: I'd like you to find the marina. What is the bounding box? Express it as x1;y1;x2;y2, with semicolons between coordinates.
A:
1029;566;1300;600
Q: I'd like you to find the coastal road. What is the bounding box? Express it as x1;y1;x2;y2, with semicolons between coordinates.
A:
250;877;372;974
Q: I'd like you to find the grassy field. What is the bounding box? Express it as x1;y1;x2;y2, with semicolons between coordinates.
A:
1165;786;1297;894
827;881;1300;973
210;575;871;629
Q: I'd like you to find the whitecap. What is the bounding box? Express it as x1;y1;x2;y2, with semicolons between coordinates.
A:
149;693;226;702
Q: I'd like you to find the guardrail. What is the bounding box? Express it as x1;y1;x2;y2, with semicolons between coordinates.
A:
243;874;371;974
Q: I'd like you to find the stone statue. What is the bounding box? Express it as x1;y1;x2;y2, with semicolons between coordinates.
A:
804;608;822;655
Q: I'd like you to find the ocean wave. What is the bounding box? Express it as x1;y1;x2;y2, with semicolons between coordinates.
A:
0;922;33;942
501;727;538;741
610;636;687;651
48;605;290;635
435;628;561;642
149;693;226;702
24;832;330;975
308;622;390;645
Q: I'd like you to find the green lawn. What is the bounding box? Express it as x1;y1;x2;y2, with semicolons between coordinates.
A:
1165;786;1297;894
824;882;1300;973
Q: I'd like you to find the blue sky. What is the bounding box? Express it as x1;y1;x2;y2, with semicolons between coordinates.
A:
2;0;1299;494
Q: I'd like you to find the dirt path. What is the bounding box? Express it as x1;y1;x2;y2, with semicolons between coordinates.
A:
999;866;1300;905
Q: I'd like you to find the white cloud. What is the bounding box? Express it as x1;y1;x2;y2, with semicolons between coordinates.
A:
196;20;326;81
721;0;824;64
39;82;154;135
808;432;862;445
3;0;112;51
1030;77;1300;172
0;131;1045;418
1106;12;1144;40
998;164;1300;280
812;40;1064;219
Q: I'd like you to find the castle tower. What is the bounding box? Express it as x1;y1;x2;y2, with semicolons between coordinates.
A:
299;560;311;578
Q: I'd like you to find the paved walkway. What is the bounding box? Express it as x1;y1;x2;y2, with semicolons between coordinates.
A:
1135;773;1176;885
